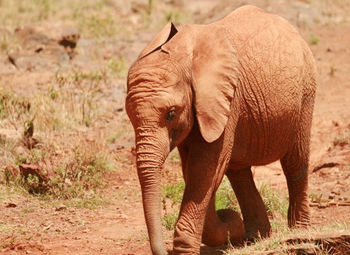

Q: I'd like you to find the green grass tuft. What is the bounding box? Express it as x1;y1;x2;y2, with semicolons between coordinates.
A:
215;177;240;211
259;183;288;217
162;180;185;205
310;33;320;45
162;212;178;230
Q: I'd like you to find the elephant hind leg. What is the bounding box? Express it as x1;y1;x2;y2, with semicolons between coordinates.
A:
281;148;310;228
281;93;313;228
226;166;271;241
202;195;244;247
281;140;311;227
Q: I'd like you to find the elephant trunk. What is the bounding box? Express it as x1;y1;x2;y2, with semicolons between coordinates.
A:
136;129;169;255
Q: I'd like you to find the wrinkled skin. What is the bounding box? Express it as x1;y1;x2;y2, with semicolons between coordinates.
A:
125;5;317;255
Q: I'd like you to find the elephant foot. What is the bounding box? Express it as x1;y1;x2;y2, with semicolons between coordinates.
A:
217;209;245;245
288;199;310;228
202;208;244;247
244;215;272;242
226;167;271;243
283;169;311;228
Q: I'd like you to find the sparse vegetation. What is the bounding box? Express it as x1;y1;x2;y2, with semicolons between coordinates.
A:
35;69;111;130
162;212;178;230
0;68;116;133
0;90;31;123
162;180;185;205
62;194;109;209
259;183;288;217
4;139;113;201
0;69;116;208
310;33;320;45
161;177;290;233
226;222;350;255
161;180;184;230
215;177;240;211
79;14;116;38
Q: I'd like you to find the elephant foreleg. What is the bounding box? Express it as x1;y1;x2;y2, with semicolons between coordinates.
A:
173;133;232;253
202;194;244;246
173;164;217;254
226;166;271;240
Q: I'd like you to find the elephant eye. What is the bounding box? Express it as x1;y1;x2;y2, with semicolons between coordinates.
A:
166;109;176;121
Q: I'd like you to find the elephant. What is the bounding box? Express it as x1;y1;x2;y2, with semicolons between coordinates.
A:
125;5;317;255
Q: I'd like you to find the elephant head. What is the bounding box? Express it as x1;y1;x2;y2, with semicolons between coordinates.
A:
125;22;238;255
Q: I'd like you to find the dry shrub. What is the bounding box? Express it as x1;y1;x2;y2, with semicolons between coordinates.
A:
4;135;112;200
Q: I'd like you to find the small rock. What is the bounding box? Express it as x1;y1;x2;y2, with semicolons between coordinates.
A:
332;120;339;126
5;202;17;208
35;46;44;53
55;204;67;211
58;26;80;49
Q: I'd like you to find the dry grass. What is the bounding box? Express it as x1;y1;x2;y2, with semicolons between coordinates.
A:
0;66;125;208
226;222;350;255
0;0;127;36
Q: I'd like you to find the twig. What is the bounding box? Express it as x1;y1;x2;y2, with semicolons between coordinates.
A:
312;162;339;173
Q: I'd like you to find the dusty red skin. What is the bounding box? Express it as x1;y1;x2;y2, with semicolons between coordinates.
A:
126;5;316;255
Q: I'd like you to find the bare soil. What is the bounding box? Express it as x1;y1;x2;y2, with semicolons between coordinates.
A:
0;0;349;254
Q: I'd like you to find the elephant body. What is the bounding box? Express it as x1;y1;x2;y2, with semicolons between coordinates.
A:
126;5;316;255
208;7;315;167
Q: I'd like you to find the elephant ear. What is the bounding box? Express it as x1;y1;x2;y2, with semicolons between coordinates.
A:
138;22;178;59
192;26;238;143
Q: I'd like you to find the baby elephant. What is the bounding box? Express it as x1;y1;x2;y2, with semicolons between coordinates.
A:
125;5;316;255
